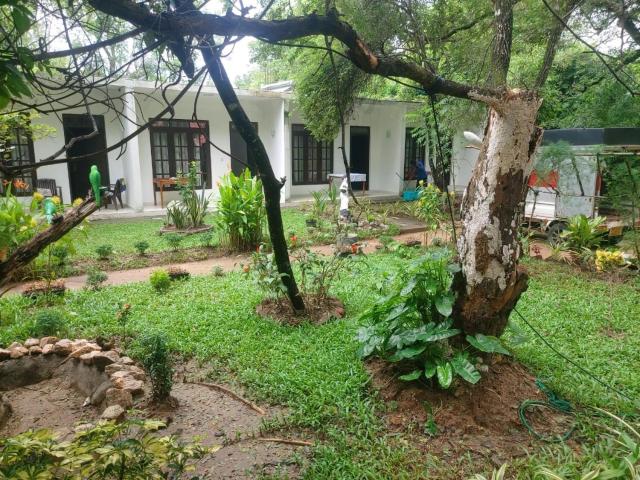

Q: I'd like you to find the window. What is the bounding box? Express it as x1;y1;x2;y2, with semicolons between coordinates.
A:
292;124;333;185
404;128;426;180
149;119;211;188
0;128;36;196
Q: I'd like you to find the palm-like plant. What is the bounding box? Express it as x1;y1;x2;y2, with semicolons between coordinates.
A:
561;214;606;250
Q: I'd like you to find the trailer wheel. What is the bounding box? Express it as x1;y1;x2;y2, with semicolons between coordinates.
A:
547;222;567;246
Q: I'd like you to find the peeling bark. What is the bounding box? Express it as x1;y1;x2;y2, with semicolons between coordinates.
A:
454;90;542;336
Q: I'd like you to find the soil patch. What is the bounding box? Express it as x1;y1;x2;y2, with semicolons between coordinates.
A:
256;294;345;325
367;357;576;474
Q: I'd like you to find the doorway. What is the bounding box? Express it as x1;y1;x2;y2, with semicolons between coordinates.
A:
349;126;370;191
64;114;109;200
229;122;258;176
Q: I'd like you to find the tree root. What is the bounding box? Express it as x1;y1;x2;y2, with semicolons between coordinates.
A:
184;380;266;415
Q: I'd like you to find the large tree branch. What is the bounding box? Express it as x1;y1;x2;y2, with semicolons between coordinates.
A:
87;0;498;101
0;198;98;289
32;27;143;61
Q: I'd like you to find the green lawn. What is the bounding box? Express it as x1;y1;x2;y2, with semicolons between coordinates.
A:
71;207;309;259
1;255;638;477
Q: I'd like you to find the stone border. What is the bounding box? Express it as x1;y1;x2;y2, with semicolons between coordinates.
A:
0;337;146;422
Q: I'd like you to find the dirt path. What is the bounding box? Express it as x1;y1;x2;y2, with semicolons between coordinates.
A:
7;232;431;295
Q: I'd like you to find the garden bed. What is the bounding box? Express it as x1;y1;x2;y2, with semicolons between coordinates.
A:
256;294;345;325
158;224;213;235
368;356;576;472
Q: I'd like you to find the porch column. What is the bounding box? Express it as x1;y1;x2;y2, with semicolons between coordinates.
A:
122;86;144;211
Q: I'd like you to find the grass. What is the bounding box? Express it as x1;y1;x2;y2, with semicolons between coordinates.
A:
1;255;638;477
72;208;309;260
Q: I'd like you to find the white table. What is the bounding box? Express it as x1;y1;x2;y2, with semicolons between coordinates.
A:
327;173;367;192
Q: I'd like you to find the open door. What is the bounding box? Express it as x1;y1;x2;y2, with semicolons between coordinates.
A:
350;126;370;191
229;122;258;176
64;114;109;201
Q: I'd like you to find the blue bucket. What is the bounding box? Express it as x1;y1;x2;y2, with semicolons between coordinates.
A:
402;190;419;201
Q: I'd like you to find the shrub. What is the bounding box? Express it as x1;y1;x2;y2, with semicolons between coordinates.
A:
295;247;352;300
216;169;265;251
357;250;510;389
95;244;114;260
242;244;287;298
30;310;66;337
163;233;183;251
150;269;171;292
178;161;210;228
50;244;70;265
595;249;625;272
165;201;189;230
311;190;328;220
86;268;108;290
0;419;208;478
561;214;606;250
134;333;173;402
134;240;150;255
211;265;225;277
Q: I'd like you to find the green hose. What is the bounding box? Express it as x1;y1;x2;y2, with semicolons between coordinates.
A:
519;379;576;442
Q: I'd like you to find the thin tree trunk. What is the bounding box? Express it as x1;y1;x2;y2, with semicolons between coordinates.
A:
0;198;98;289
453;90;542;336
201;46;305;313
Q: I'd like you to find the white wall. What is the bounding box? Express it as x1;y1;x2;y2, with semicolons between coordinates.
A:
133;86;284;206
30;88;127;204
288;100;410;198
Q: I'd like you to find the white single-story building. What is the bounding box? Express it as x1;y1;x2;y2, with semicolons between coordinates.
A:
3;79;426;210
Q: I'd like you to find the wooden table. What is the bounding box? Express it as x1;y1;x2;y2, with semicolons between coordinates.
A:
152;177;189;207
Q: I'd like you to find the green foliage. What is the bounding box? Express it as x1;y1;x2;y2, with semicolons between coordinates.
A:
413;183;449;233
0;419;208;478
94;244;114;260
86;268;108;290
134;240;150;255
30;309;66;337
149;269;171;292
311;189;329;221
295;246;353;300
561;214;606;250
357;250;489;388
242;244;288;298
166;162;210;230
215;169;265;251
199;231;215;248
133;333;173;402
0;187;38;259
163;233;183;251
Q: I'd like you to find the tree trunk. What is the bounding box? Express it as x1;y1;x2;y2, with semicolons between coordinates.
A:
0;198;98;290
453;89;542;336
201;46;305;313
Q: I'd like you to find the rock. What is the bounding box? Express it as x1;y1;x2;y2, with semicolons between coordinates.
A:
106;364;145;379
53;339;73;356
29;346;43;355
111;375;144;395
119;356;134;365
42;344;55;355
101;405;125;422
24;338;40;348
8;342;22;349
80;350;120;369
71;339;88;349
0;349;10;361
40;336;58;348
69;344;101;359
10;346;28;359
90;380;113;406
0;394;11;429
105;388;133;409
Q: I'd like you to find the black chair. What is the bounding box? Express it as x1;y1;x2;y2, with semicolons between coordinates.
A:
105;178;126;209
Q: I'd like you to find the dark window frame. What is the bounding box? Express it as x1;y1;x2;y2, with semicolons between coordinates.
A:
149;119;211;190
291;123;333;185
404;127;426;181
0;127;37;196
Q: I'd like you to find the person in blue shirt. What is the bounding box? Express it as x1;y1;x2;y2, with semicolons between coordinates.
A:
416;159;429;185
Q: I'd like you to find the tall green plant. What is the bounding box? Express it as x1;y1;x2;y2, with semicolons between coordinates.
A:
561;214;606;250
216;169;265;251
357;250;509;388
